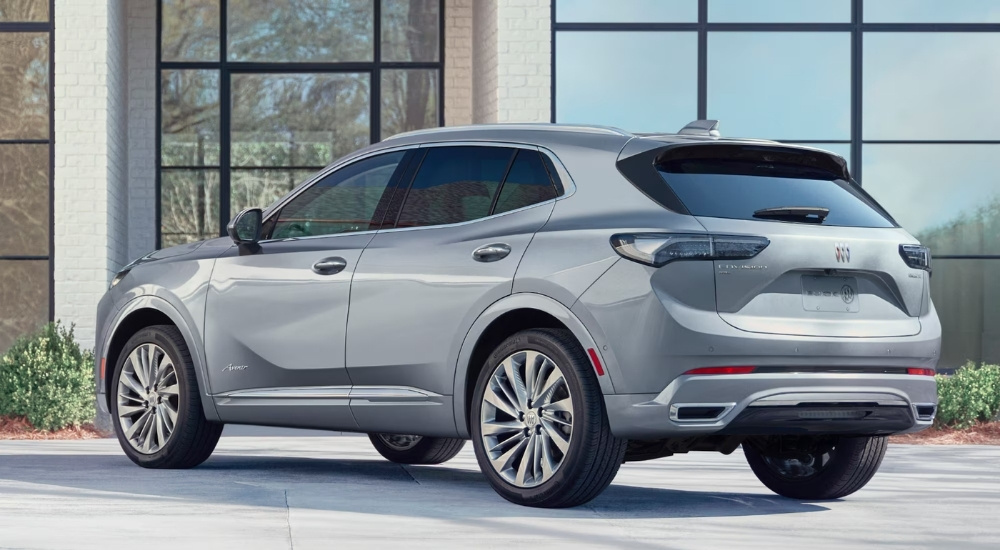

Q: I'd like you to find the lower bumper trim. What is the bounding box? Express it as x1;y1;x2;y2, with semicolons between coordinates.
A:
716;404;915;436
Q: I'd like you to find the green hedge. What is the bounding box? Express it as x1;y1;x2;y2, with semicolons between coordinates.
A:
0;322;95;431
935;363;1000;429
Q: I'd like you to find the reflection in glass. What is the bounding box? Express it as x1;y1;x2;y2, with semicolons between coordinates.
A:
0;145;48;256
556;32;696;132
930;259;1000;369
0;0;47;21
161;70;220;166
862;145;1000;256
228;0;373;62
161;0;220;62
0;33;48;140
381;0;439;62
230;169;318;217
865;0;1000;23
231;73;370;167
864;33;1000;140
0;259;48;353
708;32;850;140
784;142;851;168
160;169;220;246
708;0;849;22
556;0;696;22
381;69;438;138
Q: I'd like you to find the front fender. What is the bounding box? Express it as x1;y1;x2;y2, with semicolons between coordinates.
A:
451;293;617;438
99;292;220;421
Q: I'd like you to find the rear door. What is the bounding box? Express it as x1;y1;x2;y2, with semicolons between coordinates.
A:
654;145;927;338
345;145;558;434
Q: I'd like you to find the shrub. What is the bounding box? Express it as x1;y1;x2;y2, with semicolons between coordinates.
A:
0;322;95;431
935;363;1000;429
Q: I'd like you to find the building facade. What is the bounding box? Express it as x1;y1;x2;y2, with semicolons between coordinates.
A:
0;0;997;370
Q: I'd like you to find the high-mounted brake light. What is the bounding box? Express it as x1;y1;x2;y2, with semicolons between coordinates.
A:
611;233;769;267
684;366;757;375
906;368;935;376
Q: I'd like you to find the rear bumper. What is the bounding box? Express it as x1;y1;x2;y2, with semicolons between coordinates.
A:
605;373;937;439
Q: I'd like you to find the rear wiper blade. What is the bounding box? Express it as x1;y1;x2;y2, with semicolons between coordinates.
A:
753;206;830;223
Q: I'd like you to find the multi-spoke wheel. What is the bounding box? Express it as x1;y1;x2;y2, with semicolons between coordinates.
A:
471;328;626;508
479;349;573;487
368;433;465;465
744;435;889;500
117;343;179;454
111;325;223;469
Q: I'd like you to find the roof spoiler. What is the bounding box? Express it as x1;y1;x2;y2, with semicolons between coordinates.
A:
677;120;721;137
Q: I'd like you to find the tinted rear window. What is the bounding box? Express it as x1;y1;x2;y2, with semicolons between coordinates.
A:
657;159;896;228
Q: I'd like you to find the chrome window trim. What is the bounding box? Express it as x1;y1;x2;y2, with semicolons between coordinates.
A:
258;140;576;241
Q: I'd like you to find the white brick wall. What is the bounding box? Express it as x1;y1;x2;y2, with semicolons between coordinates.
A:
126;0;157;260
470;0;551;123
444;0;473;125
53;0;129;347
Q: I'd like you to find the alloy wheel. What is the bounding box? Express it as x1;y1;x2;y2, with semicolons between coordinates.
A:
376;433;423;451
479;350;574;488
116;343;180;454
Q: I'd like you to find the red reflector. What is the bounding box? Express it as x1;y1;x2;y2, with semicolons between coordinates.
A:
100;357;106;380
907;368;935;376
684;366;756;376
587;348;605;377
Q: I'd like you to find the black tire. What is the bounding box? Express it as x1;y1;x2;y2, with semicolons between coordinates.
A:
743;435;888;500
470;328;627;508
367;434;465;465
111;325;223;469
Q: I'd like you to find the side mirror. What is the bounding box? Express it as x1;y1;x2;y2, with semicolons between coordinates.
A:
227;208;262;245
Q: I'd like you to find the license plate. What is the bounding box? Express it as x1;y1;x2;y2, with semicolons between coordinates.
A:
802;275;860;313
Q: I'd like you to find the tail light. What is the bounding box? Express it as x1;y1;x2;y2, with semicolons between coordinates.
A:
899;244;932;274
906;368;935;376
610;233;769;267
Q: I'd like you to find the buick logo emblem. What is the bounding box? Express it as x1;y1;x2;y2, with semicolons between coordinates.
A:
841;284;855;304
835;243;851;263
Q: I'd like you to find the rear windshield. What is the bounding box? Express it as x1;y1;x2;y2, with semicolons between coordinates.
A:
657;158;896;228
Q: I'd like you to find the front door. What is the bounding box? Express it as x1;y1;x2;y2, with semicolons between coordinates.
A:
205;150;412;428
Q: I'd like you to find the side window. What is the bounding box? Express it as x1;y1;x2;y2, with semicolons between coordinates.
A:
493;150;558;215
270;151;406;239
395;146;514;228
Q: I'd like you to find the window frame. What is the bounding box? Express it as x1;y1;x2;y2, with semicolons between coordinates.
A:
383;141;569;232
156;0;446;248
259;148;415;242
0;0;56;328
260;140;572;238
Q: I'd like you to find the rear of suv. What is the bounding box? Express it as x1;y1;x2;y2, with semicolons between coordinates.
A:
96;121;938;508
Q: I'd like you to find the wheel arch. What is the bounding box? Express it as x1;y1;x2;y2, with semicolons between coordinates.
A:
452;293;614;438
101;296;220;421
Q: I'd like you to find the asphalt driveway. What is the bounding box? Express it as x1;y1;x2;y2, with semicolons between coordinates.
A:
0;430;997;549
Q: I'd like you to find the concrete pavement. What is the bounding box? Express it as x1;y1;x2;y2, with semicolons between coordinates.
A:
0;431;997;549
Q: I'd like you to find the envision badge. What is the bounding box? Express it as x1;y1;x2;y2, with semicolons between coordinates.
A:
223;364;248;372
835;243;851;263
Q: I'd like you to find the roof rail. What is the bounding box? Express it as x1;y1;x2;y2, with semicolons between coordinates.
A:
382;123;632;141
677;120;721;137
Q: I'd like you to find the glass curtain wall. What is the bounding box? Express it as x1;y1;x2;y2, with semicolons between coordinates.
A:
554;0;1000;368
158;0;443;247
0;0;53;352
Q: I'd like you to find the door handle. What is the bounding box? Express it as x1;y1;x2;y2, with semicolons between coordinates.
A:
312;257;347;275
472;243;511;263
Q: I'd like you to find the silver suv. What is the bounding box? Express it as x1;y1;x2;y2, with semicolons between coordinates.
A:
95;122;940;508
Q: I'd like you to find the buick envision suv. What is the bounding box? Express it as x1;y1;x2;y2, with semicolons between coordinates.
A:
95;122;939;508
